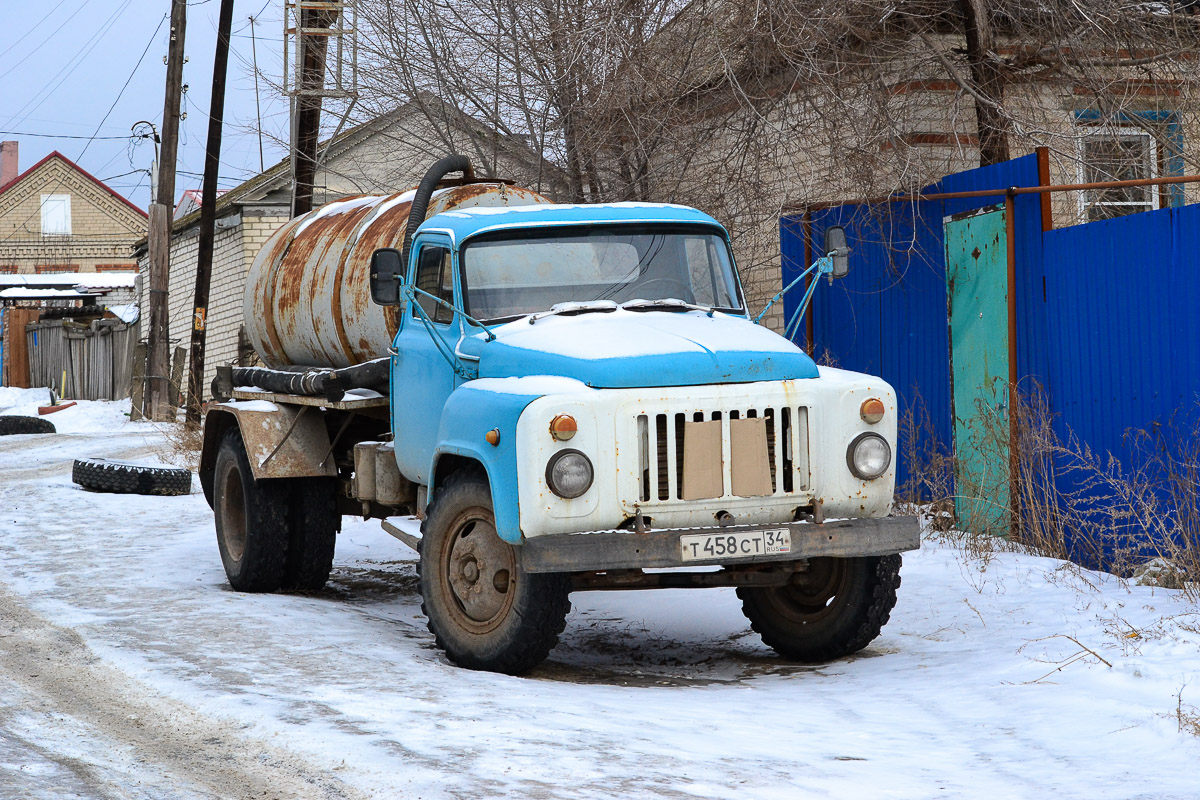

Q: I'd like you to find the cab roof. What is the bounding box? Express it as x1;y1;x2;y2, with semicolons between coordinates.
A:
416;201;726;243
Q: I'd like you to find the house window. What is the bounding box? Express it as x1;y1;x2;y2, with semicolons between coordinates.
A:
96;264;137;272
1077;127;1158;221
0;266;17;274
40;194;72;235
36;264;78;274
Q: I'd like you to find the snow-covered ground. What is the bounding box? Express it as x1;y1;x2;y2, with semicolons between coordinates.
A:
1;393;1198;799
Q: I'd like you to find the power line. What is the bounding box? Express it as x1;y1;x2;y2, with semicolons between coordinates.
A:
3;0;136;132
77;11;168;163
0;12;169;245
0;130;133;140
0;0;92;81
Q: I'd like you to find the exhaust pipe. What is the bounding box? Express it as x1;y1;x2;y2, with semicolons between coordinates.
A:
401;154;475;273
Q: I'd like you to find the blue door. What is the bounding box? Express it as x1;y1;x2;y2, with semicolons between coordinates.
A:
391;235;462;484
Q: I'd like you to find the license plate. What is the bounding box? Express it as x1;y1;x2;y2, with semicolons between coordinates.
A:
679;529;791;562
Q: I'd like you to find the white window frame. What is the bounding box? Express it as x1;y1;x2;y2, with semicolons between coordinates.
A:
40;194;72;236
1075;126;1159;221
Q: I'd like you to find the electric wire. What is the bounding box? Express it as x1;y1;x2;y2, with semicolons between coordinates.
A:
3;0;136;132
0;0;92;81
0;12;168;246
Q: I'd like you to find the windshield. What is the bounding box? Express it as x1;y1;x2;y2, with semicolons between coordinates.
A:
460;224;743;322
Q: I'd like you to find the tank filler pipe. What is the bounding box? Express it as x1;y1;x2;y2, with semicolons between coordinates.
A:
401;154;475;272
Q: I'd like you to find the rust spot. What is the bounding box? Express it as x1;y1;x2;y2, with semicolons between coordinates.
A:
245;184;549;368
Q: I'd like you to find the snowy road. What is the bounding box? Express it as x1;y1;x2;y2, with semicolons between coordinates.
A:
1;397;1199;799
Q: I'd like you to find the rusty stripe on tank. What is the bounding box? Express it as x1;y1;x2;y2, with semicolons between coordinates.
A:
257;218;305;367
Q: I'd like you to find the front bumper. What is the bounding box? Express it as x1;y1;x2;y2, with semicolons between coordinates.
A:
519;515;919;573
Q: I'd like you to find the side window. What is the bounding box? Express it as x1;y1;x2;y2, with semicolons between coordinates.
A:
412;245;454;324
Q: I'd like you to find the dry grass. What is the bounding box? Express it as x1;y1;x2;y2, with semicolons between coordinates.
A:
151;421;204;473
897;385;1200;601
1176;687;1200;737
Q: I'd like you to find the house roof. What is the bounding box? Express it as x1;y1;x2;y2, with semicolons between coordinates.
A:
0;151;148;218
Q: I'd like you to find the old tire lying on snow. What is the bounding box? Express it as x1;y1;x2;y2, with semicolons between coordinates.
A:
72;458;192;496
737;554;902;663
0;416;56;436
419;471;571;675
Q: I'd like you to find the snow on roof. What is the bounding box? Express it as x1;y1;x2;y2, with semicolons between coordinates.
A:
105;303;140;323
0;287;97;298
0;272;137;289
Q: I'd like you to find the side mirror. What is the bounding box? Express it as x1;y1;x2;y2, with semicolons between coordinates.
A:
370;248;404;305
826;226;850;279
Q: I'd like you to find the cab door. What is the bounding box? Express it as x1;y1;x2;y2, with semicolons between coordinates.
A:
390;235;461;484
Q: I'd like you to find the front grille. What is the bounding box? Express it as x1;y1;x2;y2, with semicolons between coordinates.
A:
636;406;810;503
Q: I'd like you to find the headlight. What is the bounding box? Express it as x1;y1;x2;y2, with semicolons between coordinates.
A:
847;433;891;480
545;449;594;498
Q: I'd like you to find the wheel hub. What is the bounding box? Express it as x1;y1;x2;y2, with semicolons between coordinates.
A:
445;518;515;626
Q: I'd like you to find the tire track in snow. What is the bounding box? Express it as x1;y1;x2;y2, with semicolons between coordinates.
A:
0;586;366;800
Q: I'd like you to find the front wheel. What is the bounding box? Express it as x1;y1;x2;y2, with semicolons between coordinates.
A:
419;472;571;674
737;554;902;662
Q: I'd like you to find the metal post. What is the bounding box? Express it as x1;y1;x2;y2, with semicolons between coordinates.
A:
802;210;814;355
1004;188;1019;535
1036;146;1053;232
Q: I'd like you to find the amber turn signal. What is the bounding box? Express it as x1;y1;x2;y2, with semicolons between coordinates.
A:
485;428;501;446
860;398;885;424
549;414;578;441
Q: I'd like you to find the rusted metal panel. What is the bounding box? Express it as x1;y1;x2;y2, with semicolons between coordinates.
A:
244;183;551;369
207;401;338;479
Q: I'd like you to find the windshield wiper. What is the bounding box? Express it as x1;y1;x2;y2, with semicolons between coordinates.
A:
620;298;716;316
527;300;619;325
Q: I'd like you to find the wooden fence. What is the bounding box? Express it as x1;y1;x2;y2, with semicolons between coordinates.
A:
25;319;138;400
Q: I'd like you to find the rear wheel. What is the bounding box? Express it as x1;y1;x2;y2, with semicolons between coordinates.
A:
737;554;902;662
419;472;571;674
282;477;339;591
213;428;289;592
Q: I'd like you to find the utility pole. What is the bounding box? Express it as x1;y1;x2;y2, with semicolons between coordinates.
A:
185;0;235;429
146;0;187;421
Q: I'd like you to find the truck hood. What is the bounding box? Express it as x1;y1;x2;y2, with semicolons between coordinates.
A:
474;309;818;388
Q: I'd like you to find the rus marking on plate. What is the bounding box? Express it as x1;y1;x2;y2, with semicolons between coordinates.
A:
680;529;791;562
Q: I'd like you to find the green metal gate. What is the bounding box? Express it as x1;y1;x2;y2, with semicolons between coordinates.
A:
944;206;1011;535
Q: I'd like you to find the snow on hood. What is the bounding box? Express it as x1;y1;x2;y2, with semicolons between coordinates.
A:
477;309;818;388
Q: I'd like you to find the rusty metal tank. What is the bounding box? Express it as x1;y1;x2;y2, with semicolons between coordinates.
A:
243;182;552;368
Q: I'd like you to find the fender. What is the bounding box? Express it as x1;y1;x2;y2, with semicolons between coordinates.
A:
199;400;336;506
430;377;589;543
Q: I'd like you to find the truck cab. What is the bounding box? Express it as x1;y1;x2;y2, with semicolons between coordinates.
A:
200;158;918;675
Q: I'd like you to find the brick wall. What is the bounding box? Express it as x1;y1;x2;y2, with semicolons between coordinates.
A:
0;156;145;274
140;208;290;393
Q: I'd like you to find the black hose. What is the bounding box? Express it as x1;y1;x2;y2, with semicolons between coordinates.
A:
231;358;390;402
401;154;474;273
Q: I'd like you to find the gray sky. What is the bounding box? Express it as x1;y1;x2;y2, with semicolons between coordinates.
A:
1;0;294;210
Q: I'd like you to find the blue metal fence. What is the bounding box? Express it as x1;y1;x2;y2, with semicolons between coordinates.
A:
781;154;1200;536
781;155;1045;489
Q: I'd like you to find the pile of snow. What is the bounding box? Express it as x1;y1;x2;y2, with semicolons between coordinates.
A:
0;388;152;434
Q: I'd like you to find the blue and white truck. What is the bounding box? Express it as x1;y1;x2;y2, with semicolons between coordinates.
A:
199;156;918;674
